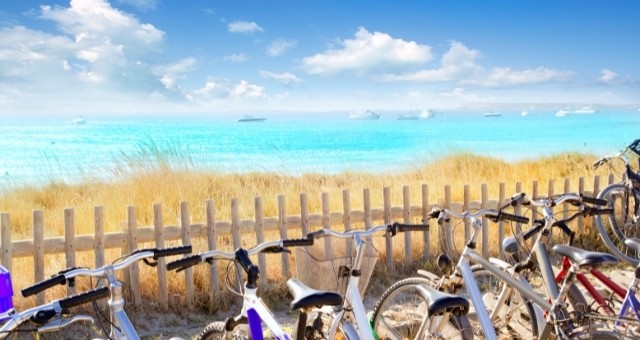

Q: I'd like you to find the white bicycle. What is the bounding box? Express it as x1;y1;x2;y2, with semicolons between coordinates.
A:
20;245;192;340
0;286;108;338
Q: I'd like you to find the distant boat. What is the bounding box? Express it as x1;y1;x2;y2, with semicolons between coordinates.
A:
396;113;420;120
71;116;86;125
556;105;596;117
419;109;436;118
349;110;380;120
237;115;267;122
483;112;502;118
521;111;529;117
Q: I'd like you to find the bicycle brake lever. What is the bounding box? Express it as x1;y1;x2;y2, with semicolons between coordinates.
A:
143;258;158;267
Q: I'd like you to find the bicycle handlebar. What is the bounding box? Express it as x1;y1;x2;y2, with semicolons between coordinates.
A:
22;245;192;297
166;238;316;272
58;286;110;310
428;208;530;225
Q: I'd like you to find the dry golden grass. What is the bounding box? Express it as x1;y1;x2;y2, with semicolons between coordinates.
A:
0;149;623;311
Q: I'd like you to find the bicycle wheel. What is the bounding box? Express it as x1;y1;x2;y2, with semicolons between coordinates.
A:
198;321;250;340
595;183;640;265
469;266;539;339
370;277;474;340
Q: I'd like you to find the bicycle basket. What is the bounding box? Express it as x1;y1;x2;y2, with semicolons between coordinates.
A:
295;236;378;298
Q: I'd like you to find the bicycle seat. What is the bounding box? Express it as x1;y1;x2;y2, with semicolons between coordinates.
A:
552;245;619;269
286;279;343;310
625;238;640;253
416;284;469;316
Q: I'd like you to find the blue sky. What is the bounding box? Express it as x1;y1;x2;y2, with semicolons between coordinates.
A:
0;0;639;116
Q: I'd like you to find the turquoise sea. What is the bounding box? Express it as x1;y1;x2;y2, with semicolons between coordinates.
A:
1;110;639;188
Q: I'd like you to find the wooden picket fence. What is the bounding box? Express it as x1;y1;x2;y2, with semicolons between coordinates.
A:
0;174;613;310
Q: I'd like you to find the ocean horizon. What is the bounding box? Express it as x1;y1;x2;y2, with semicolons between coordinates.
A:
1;110;638;188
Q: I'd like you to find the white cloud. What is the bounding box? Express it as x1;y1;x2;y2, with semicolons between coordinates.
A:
267;39;297;57
228;21;263;33
158;57;197;90
301;27;432;75
223;53;249;63
599;69;618;85
259;70;303;86
381;41;572;87
190;78;265;101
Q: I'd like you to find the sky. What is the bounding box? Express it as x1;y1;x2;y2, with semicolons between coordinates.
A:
0;0;639;116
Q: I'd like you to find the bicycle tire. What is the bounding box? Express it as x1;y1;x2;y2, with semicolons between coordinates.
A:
469;266;539;339
569;327;628;339
595;183;640;266
370;277;474;340
198;321;250;340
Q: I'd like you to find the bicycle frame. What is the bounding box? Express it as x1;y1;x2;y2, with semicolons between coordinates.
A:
325;232;374;340
238;284;290;340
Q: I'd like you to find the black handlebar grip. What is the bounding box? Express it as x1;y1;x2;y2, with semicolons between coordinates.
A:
580;194;608;206
58;287;110;310
282;238;314;247
306;230;326;240
22;274;67;297
521;224;543;242
498;212;530;224
595;208;614;215
166;254;202;271
154;245;193;259
395;223;430;232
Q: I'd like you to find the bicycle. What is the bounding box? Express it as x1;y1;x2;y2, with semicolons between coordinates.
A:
20;245;192;340
302;224;472;340
0;286;108;338
374;200;622;339
167;237;323;340
593;138;640;265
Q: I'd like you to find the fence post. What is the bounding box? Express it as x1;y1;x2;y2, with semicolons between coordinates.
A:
277;195;290;279
153;203;168;309
443;185;452;256
1;213;11;274
592;175;601;230
322;192;333;261
563;178;571;220
33;211;45;305
515;182;523;240
421;184;430;260
64;208;77;296
94;206;105;274
481;184;489;257
180;201;194;310
255;197;267;287
343;190;353;257
578;177;585;232
126;206;141;306
403;186;412;265
363;189;372;230
206;199;220;293
383;187;393;269
531;180;539;222
300;193;309;236
498;183;505;256
548;179;555;197
463;185;470;243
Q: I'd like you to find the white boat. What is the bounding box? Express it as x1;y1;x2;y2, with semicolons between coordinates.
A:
237;115;267;122
483;112;501;118
396;113;420;120
349;110;380;120
521;111;529;117
71;116;86;124
419;109;436;118
572;106;597;114
556;106;596;117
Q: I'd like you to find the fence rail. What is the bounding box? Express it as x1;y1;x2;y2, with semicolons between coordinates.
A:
0;175;612;309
